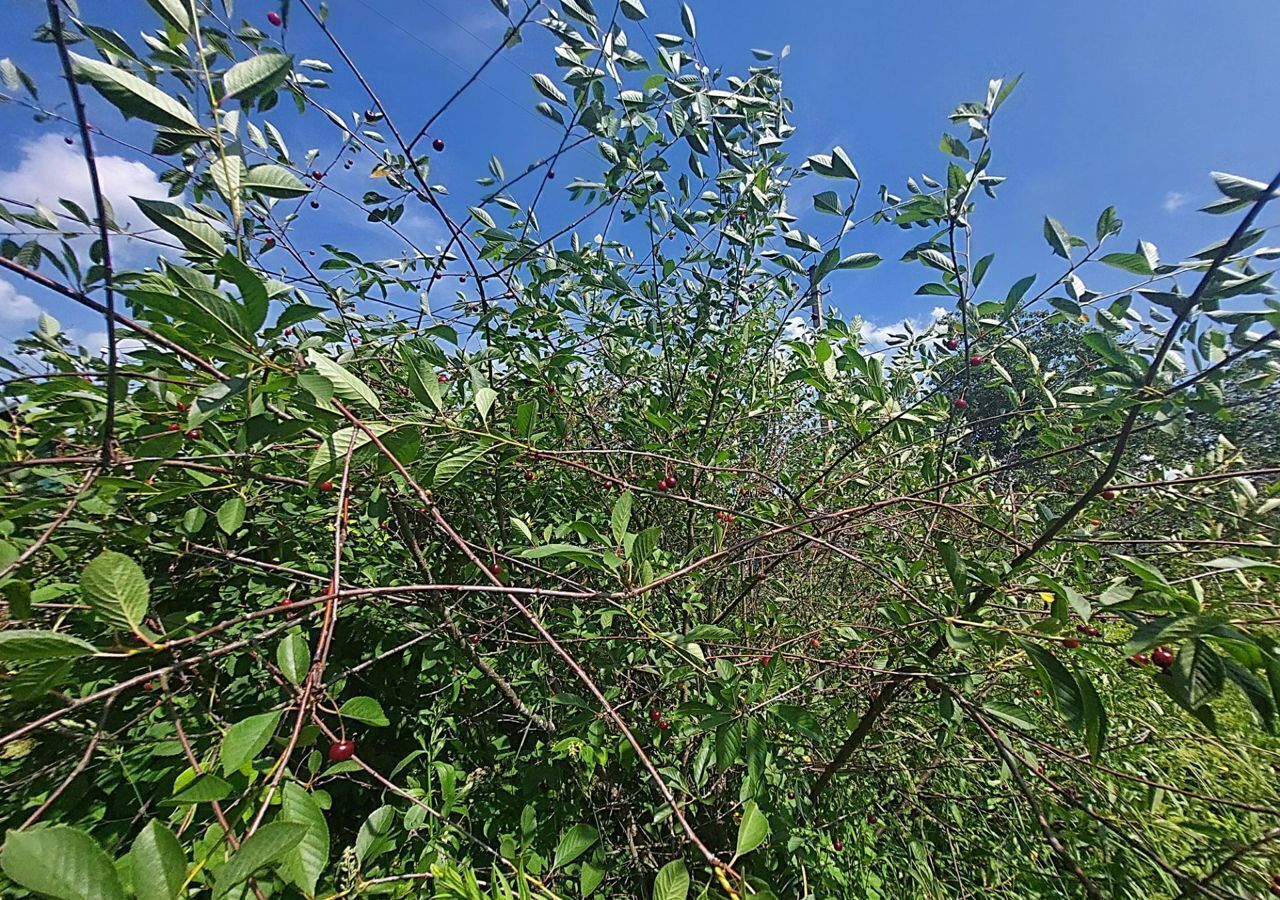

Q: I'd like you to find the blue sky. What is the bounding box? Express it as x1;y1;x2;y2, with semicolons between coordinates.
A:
2;0;1278;349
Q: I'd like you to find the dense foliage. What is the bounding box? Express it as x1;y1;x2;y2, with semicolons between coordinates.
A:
2;1;1279;898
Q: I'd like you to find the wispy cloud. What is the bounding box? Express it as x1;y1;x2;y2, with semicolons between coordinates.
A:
1163;191;1188;213
0;279;40;325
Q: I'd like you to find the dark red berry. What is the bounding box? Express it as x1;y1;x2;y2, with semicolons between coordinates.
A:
489;562;503;576
548;170;556;179
1072;424;1083;433
944;338;958;351
1127;653;1150;668
432;138;445;152
760;654;772;666
1152;646;1174;669
167;423;181;432
267;10;282;26
185;429;201;440
969;355;984;366
867;813;877;825
649;707;661;722
1101;489;1117;501
954;397;968;409
264;236;275;247
657;719;670;730
328;739;355;762
319;480;334;492
310;200;319;209
64;136;74;145
312;170;324;180
833;840;844;851
470;634;480;645
809;637;820;649
1064;637;1081;649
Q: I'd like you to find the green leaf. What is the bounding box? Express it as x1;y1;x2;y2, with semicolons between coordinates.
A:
277;632;310;685
1211;171;1271;201
69;53;197;129
165;773;232;805
735;799;769;856
309;424;393;479
134;198;224;256
131;820;186;900
215;822;307;897
837;252;881;270
812;190;841;215
620;0;647;20
242;164;310;199
81;549;150;633
434;443;493;487
220;711;283;775
0;629;98;661
580;859;605;897
145;0;194;34
279;782;330;896
532;73;567;105
652;859;689;900
611;491;632;545
1043;216;1071;259
1018;640;1082;723
217;496;246;535
1173;638;1225;708
1;826;126;900
982;701;1035;731
223;54;293;101
680;1;696;38
554;824;599;869
306;350;381;410
1075;671;1107;758
1100;252;1153;275
340;695;389;726
474;386;498;423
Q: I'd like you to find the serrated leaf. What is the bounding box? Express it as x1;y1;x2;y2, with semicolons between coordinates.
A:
0;629;98;661
277;632;310;685
306;350;381;410
279;782;329;896
220;711;283;775
553;824;598;869
81;549;150;633
134;198;224;256
610;491;632;545
215;822;307;897
652;859;689;900
1173;638;1224;708
224;54;293;101
1;826;126;900
532;73;567;105
340;695;389;726
217;496;246;535
433;443;493;487
735;799;769;856
1043;216;1071;259
243;164;309;199
70;53;197;129
131;820;186;900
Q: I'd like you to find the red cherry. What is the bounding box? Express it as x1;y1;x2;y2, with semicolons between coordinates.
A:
809;638;820;649
969;355;984;366
1152;646;1174;669
954;397;968;409
1090;518;1101;526
283;327;293;336
311;170;324;180
548;170;556;179
649;707;661;722
657;480;669;492
867;813;877;825
1063;637;1081;649
167;423;181;432
438;372;448;382
833;840;844;851
176;402;189;412
263;236;275;247
432;138;445;152
267;10;282;26
1086;625;1101;638
657;719;670;730
726;514;735;524
470;633;480;645
1127;653;1150;668
64;136;74;145
310;200;319;209
1101;489;1117;501
185;429;201;440
328;740;355;762
489;562;503;576
666;474;677;487
1072;424;1083;433
944;338;958;351
281;597;294;607
319;480;334;492
760;654;772;666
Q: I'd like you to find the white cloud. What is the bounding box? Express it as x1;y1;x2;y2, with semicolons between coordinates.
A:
0;279;40;324
0;134;168;257
1163;191;1188;213
930;306;948;319
782;315;809;341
